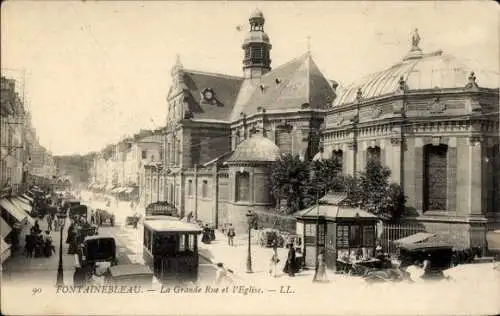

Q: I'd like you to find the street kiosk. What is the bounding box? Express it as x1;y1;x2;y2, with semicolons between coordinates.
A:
295;193;379;272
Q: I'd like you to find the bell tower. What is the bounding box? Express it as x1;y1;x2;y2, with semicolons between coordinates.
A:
242;9;272;79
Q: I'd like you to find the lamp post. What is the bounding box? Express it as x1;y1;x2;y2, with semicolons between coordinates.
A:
245;210;257;273
56;216;65;286
156;164;163;202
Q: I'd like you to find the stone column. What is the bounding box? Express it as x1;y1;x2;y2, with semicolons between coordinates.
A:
345;142;356;176
446;138;457;214
357;141;367;173
468;136;483;216
390;137;401;184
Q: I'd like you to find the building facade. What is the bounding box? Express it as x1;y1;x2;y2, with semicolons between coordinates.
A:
146;10;499;249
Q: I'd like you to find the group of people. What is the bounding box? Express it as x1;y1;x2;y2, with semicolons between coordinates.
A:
24;220;56;258
66;216;95;255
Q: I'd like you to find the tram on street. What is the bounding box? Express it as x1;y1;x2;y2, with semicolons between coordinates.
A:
142;219;202;284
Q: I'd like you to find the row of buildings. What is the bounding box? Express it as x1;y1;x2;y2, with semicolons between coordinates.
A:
88;10;499;250
1;75;57;196
88;129;163;204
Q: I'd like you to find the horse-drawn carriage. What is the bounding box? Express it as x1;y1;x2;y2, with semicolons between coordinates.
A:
73;236;153;287
95;208;115;227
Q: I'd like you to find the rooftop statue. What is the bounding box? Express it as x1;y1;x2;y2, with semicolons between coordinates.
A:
411;29;421;51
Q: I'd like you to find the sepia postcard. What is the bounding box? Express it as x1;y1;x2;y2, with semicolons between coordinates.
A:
1;1;499;315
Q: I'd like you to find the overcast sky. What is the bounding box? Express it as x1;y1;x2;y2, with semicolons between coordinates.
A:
2;1;498;155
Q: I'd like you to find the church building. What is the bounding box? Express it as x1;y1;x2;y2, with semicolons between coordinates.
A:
153;9;499;249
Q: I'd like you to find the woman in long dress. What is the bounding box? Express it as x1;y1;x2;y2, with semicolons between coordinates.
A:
314;249;328;282
283;244;297;277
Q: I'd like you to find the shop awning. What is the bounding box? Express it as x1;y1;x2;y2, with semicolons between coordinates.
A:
8;198;35;226
0;198;27;223
1;238;11;263
393;232;436;246
21;194;34;203
106;184;115;191
10;197;32;213
118;187;128;193
1;217;12;238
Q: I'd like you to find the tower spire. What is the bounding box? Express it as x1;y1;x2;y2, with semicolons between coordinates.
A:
242;9;272;79
307;36;311;53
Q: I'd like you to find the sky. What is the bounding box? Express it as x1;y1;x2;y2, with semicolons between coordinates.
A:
2;1;498;155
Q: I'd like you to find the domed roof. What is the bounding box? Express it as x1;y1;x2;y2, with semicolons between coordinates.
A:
227;135;281;163
334;49;499;106
249;9;264;21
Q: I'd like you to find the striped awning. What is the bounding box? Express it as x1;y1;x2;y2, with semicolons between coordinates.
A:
1;217;12;238
10;197;32;213
0;198;27;223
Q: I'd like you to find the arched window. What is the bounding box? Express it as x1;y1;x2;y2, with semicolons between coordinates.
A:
332;150;344;172
423;144;448;211
236;172;250;202
366;146;381;164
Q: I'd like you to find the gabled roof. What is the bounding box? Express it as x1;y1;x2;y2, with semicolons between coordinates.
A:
230;52;335;121
182;70;243;121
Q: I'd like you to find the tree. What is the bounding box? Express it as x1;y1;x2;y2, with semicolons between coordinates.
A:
343;158;406;221
303;156;344;208
270;154;310;214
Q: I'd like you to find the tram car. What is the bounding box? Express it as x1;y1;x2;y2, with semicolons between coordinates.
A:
143;219;202;283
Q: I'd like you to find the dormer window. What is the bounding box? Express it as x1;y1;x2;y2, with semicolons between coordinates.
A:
200;88;216;104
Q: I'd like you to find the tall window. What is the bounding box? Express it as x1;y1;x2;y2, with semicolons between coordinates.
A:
423;144;448;211
202;180;208;198
236;172;250;201
177;140;182;166
332;150;344;173
141;150;147;159
366;146;381;164
276;128;292;154
188;180;193;196
166;143;171;165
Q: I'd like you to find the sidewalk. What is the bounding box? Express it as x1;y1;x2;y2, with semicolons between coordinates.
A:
2;217;75;285
198;230;320;286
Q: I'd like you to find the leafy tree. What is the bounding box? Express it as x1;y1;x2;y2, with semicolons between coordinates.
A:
270;154;311;214
303;156;344;207
343;158;406;221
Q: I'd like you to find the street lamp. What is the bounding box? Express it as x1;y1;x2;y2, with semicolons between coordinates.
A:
245;210;257;273
56;215;65;286
156;163;163;202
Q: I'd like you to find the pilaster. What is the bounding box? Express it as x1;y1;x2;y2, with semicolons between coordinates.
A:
468;136;483;216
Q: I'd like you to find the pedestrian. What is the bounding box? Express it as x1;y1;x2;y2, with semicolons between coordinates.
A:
313;249;328;282
90;209;96;225
227;224;235;246
46;213;53;232
215;263;232;285
269;251;280;277
283;243;297;277
25;233;34;257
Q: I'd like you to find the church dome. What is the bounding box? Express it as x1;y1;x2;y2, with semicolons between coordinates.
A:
249;9;264;21
227;135;281;163
334;32;499;105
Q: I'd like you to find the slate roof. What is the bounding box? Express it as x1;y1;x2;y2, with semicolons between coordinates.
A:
227;135;281;163
182;70;243;121
230;52;335;121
